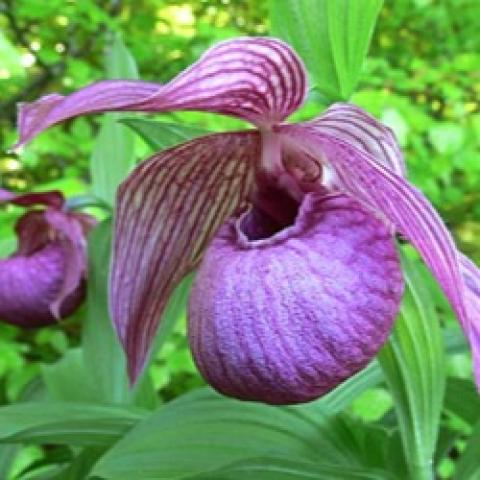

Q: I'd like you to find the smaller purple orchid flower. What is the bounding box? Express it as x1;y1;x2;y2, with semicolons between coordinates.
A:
15;38;480;404
0;189;95;327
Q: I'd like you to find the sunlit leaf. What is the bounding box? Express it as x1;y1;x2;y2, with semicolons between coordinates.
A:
270;0;382;102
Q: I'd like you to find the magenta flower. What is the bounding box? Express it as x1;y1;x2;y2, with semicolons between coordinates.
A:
15;38;480;404
0;189;95;327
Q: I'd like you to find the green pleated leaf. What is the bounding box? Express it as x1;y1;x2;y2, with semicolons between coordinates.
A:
270;0;382;102
0;402;146;447
92;388;370;480
122;118;209;152
90;34;138;205
378;253;446;480
183;456;396;480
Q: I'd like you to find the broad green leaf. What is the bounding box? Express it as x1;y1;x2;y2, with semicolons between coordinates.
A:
320;360;383;414
378;252;446;480
90;34;138;205
183;456;396;480
122;118;209;152
92;388;368;480
270;0;383;102
0;444;19;479
455;420;480;480
0;402;146;447
42;348;104;403
21;447;105;480
444;377;480;426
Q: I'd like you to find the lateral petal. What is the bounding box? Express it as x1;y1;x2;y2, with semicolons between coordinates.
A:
282;122;478;381
16;37;307;147
110;131;259;382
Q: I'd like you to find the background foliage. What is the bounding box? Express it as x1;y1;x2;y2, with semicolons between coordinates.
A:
0;0;479;479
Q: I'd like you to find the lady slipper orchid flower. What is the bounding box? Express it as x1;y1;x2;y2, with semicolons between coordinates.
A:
0;189;95;327
15;37;480;404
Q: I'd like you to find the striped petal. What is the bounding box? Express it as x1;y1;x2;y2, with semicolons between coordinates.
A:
16;37;307;147
311;103;406;178
111;131;259;382
460;254;480;385
281;122;480;385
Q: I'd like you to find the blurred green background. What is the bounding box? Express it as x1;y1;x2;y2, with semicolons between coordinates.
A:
0;0;479;478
